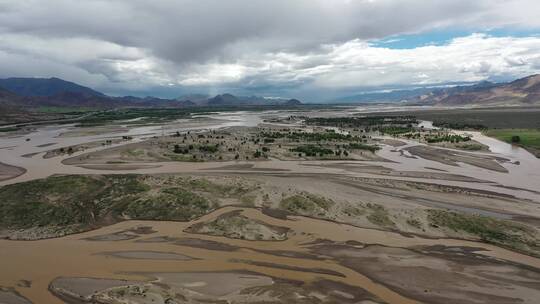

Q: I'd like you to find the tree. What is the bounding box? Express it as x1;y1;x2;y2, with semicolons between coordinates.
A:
511;135;521;143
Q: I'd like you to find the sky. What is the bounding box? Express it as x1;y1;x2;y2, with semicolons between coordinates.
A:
0;0;539;102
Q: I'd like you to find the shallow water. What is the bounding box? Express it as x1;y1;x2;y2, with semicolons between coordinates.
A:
0;109;539;203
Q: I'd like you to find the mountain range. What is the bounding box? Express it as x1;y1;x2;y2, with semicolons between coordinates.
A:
410;74;540;106
0;77;302;110
1;75;540;111
0;77;105;98
333;74;540;106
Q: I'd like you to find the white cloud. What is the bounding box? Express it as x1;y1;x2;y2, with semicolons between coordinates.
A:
0;0;538;97
173;34;540;90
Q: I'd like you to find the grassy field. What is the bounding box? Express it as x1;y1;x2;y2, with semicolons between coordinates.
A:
0;175;260;239
484;129;540;157
427;209;540;257
368;107;540;129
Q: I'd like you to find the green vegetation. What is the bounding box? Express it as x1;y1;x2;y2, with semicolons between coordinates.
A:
198;144;219;153
186;178;253;198
342;205;366;217
346;143;380;152
411;108;540;129
425;134;471;143
0;175;249;237
366;203;394;227
484;129;540;157
379;126;414;135
406;218;422;229
432;121;486;130
306;116;417;128
0;175;146;229
290;145;334;157
262;131;360;142
455;143;484;151
125;187;213;221
279;193;334;217
0;126;20;132
427;209;539;256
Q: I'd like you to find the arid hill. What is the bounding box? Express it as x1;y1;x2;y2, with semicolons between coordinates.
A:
414;74;540;106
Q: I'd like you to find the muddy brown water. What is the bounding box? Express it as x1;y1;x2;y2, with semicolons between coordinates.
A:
1;207;539;304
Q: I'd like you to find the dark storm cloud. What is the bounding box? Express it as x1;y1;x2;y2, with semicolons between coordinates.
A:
0;0;487;63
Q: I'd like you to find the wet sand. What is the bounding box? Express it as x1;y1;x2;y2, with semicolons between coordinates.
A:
0;162;26;182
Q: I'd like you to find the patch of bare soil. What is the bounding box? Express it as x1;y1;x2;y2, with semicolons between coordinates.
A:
380;139;406;147
405;145;509;172
49;277;138;303
320;163;484;182
96;251;194;261
310;242;540;304
51;272;384;304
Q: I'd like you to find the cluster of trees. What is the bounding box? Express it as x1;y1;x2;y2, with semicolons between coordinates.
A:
173;143;220;154
378;126;415;135
433;121;487;130
346;143;380;152
425;134;471;143
290;145;335;157
306;116;417;128
260;131;360;142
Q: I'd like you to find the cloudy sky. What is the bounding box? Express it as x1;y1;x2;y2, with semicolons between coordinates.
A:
1;0;539;101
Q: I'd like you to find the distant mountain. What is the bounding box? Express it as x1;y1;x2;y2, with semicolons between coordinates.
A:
176;94;210;105
284;98;302;106
0;77;105;97
0;87;50;125
206;94;301;106
411;75;540;106
208;93;244;105
177;93;302;107
331;74;540;106
0;87;20;105
0;77;302;109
